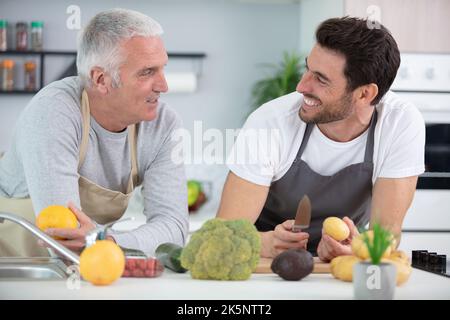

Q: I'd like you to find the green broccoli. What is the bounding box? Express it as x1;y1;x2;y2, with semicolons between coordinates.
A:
180;218;261;280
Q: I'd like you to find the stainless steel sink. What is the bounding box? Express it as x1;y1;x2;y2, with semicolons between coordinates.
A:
0;212;80;265
0;212;133;281
0;257;69;280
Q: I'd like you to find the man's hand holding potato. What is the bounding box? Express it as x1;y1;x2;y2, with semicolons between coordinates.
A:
317;216;359;262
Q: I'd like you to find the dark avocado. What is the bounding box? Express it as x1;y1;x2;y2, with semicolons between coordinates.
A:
271;248;314;281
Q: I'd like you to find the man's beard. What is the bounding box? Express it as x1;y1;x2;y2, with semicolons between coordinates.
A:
299;91;354;124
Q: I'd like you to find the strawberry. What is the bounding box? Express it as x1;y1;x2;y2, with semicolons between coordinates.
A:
146;259;155;270
132;269;144;277
136;259;146;270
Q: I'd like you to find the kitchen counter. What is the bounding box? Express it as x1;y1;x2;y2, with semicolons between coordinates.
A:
3;170;448;300
1;266;449;300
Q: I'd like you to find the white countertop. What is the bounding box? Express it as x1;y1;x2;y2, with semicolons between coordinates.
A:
1;266;449;300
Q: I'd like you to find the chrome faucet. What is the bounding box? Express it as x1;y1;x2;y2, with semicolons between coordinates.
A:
0;211;80;265
85;216;135;247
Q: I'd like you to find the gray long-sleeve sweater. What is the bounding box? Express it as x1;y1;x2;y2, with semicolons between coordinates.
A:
0;76;188;255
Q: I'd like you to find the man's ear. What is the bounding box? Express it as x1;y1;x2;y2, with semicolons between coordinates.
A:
357;83;379;106
89;67;111;95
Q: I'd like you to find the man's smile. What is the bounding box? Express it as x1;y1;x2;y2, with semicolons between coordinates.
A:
303;96;322;107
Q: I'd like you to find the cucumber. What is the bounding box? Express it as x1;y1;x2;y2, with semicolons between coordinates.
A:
155;242;187;273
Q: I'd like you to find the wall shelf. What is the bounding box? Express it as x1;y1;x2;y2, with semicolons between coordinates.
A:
168;53;206;59
0;50;206;94
0;50;207;57
0;90;39;95
0;50;77;55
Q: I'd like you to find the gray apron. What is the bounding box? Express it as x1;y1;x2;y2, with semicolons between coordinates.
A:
256;110;378;255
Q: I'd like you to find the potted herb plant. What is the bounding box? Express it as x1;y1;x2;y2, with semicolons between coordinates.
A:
353;224;397;300
249;51;305;115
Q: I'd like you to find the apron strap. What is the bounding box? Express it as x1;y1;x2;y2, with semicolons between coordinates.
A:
295;108;378;163
294;122;314;162
126;123;139;192
78;90;91;171
363;108;378;163
78;89;139;192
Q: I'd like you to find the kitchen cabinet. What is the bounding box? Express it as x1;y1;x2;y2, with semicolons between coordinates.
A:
344;0;450;53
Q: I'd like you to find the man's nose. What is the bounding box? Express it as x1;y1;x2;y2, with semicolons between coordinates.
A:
155;71;168;93
296;71;313;94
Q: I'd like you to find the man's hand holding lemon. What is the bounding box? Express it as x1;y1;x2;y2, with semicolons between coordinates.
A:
36;202;124;286
36;202;98;252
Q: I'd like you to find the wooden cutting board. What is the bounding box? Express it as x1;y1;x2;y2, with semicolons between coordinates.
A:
254;257;331;274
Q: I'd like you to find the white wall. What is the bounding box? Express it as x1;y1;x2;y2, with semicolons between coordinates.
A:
298;0;344;54
0;0;301;152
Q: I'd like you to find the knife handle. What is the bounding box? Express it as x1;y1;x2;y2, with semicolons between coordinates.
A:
292;225;307;233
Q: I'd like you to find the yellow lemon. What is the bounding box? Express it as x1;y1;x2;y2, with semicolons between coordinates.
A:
323;217;350;241
36;205;78;239
79;240;125;286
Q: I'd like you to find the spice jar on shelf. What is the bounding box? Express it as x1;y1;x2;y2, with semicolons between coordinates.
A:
0;20;7;51
1;59;15;91
16;22;28;51
30;21;43;51
24;61;37;91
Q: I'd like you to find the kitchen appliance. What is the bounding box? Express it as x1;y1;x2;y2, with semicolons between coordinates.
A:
391;53;450;232
411;250;449;278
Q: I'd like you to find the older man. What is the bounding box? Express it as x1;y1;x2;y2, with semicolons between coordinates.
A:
218;17;425;261
0;8;188;256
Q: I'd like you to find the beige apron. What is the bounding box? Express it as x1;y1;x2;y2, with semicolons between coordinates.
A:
0;90;139;257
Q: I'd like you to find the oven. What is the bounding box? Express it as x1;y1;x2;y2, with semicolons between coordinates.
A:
391;53;450;233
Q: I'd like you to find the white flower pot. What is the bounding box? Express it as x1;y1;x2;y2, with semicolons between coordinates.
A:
353;262;397;300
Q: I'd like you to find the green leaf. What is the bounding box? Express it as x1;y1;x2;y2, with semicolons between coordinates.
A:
250;51;305;113
362;223;393;265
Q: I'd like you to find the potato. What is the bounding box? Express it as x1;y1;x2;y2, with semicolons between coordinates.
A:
330;255;361;282
394;261;412;286
351;234;370;259
389;250;410;264
351;230;393;260
330;255;345;274
382;257;412;286
323;217;350;241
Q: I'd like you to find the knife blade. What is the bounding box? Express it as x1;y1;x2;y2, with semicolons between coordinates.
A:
292;195;311;232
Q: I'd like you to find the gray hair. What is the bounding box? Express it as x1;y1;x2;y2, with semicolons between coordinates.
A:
76;8;164;88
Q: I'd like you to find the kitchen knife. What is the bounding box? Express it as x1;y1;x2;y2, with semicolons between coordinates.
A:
292;195;311;233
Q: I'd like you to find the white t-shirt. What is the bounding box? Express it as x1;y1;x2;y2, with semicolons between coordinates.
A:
228;91;425;186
